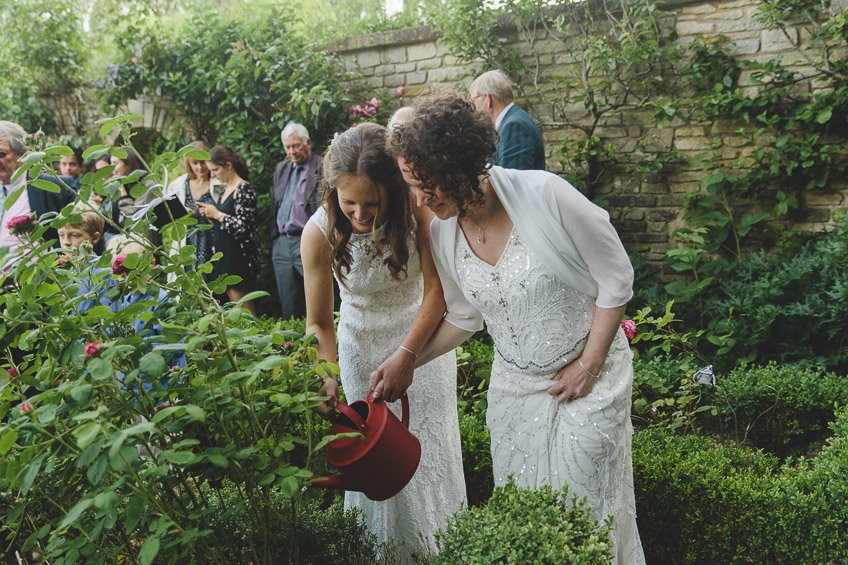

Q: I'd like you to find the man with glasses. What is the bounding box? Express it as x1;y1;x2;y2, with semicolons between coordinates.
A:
269;122;323;320
469;70;546;171
0;121;75;265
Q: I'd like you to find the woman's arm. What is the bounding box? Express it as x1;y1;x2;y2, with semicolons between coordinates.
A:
546;304;625;403
415;319;475;367
301;219;339;409
369;205;447;402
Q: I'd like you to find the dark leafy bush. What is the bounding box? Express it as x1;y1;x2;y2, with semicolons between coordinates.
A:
634;406;848;563
456;338;493;408
432;478;613;564
457;405;493;508
714;363;848;457
699;215;848;372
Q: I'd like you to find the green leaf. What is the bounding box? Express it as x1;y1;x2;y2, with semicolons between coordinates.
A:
31;178;61;193
59;498;94;530
139;535;160;565
161;450;197;465
815;108;832;124
87;455;108;485
74;422;101;449
123;421;156;436
89;357;114;381
185;405;207;422
111;146;128;159
0;429;18;455
139;352;167;377
99;121;117;137
207;454;229;467
237;290;269;304
82;145;110;160
279;475;299;498
20;453;46;496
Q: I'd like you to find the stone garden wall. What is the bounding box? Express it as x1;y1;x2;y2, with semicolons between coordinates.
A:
330;0;848;262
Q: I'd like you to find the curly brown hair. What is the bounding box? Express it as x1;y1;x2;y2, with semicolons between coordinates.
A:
387;92;496;216
321;123;413;284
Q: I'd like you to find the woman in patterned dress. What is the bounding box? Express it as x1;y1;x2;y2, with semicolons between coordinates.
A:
301;123;465;561
388;93;645;564
196;145;259;315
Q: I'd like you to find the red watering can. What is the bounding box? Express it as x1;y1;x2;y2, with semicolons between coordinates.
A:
311;392;421;501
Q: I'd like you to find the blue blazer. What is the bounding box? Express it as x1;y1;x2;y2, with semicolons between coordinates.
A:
26;172;76;245
496;104;546;171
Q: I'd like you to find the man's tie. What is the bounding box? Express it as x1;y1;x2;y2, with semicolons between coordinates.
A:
277;165;302;233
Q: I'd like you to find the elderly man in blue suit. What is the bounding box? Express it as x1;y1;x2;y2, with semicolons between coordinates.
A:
0;121;75;265
470;70;546;171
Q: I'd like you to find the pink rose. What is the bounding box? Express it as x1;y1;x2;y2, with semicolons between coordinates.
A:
85;341;100;358
8;367;17;378
131;56;138;63
362;106;377;118
6;214;35;234
369;97;381;108
621;319;637;340
396;85;405;98
155;402;171;413
171;365;180;371
20;402;34;414
354;105;363;115
349;105;360;116
236;45;244;51
285;341;294;347
112;253;129;275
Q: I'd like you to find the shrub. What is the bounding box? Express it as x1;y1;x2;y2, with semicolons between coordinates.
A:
0;134;339;564
456;337;493;408
457;405;493;508
432;478;613;564
715;363;848;457
633;406;848;563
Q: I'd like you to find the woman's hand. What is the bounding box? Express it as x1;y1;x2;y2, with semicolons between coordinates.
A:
196;202;223;222
547;359;597;404
369;348;415;403
317;377;340;419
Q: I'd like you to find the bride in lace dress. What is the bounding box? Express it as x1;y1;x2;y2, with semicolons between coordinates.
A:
301;123;465;560
388;93;645;564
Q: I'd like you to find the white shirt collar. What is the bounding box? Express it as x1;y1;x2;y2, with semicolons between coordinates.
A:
494;102;515;132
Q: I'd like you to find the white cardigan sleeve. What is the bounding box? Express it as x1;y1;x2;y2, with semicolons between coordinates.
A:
429;217;485;332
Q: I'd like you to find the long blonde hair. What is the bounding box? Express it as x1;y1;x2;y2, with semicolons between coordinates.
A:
321;123;413;284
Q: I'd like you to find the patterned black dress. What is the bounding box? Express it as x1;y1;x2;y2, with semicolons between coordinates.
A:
211;182;259;291
183;179;215;270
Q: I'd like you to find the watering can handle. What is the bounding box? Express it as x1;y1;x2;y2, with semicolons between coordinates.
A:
366;392;411;429
334;401;366;431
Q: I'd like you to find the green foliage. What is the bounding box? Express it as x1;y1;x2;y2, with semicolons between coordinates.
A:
432;478;613;564
0;130;339;564
457;406;493;508
715;363;848;457
633;406;848;563
456;338;493;410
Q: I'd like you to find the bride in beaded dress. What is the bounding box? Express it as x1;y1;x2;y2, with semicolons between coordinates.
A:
301;123;465;561
388;93;645;564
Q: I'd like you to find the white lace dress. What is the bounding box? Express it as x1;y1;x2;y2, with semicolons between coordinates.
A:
455;227;645;565
311;207;466;560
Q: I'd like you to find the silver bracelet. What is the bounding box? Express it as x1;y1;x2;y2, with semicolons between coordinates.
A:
398;345;419;359
578;358;600;379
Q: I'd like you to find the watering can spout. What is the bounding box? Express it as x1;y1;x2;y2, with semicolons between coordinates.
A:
310;475;361;492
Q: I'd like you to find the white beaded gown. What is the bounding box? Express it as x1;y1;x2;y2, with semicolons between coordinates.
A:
311;207;466;560
454;226;645;564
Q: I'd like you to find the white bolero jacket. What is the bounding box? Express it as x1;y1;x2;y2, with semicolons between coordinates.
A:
430;166;634;332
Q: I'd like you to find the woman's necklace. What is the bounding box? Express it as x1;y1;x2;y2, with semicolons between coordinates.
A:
469;197;497;244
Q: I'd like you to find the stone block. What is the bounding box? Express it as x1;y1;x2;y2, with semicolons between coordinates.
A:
657;195;686;206
374;65;395;77
804;192;845;206
408;42;437;61
416;57;444;70
682;4;717;14
595;126;627;138
407;71;427;85
355;51;381;68
363;76;383;88
677;125;707;137
674;137;707;151
428;66;466;83
641;182;669;194
647;209;679;222
607;195;657;207
670;181;702;194
382;46;407;65
383;74;406;88
624;208;646;220
762;28;798;52
715;18;748;33
395;63;416;73
798;207;834;222
676;21;715;36
617;219;648;232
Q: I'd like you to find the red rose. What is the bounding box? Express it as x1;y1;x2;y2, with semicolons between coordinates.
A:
20;402;34;414
112;253;129;275
6;214;35;234
621;319;637;340
85;341;100;358
8;367;17;378
236;45;244;51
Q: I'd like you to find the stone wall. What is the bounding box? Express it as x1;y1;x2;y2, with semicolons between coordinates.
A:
331;0;848;262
